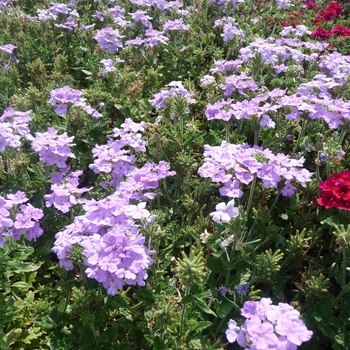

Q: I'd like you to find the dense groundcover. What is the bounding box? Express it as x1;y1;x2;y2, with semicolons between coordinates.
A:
1;0;350;349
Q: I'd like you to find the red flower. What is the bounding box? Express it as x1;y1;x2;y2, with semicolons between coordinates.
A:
331;25;350;37
326;1;343;16
312;2;343;23
305;1;317;9
317;170;350;211
311;27;332;40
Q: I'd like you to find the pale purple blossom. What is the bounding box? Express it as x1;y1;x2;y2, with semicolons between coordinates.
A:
210;199;239;223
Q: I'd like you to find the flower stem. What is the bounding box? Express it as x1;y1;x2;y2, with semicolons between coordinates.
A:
246;174;257;214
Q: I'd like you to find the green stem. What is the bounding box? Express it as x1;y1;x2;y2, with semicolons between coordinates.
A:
339;129;347;144
268;190;281;215
342;247;347;289
253;128;258;146
179;114;184;149
225;122;230;143
292;118;307;156
332;279;350;308
246;174;257;214
180;285;190;335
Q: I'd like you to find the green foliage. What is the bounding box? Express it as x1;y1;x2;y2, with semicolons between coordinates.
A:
1;0;350;348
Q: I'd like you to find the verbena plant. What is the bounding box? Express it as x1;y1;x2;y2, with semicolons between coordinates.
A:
0;0;350;349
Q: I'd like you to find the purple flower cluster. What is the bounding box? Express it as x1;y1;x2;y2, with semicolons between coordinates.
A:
0;43;16;54
214;17;245;41
198;141;312;197
319;52;350;86
44;170;90;213
52;118;175;294
49;86;102;118
93;27;124;54
37;2;79;29
209;0;244;11
280;25;311;38
238;37;319;67
226;298;313;349
220;73;258;96
31;127;75;169
0;191;43;245
205;89;285;123
149;81;196;110
129;10;153;28
0;108;33;152
162;18;190;31
0;43;18;70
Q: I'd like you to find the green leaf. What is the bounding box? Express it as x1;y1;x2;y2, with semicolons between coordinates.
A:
187;320;212;333
215;299;235;318
192;295;216;317
11;281;31;289
81;69;92;75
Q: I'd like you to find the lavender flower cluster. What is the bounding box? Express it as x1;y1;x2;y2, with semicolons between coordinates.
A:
94;27;124;54
52;119;175;295
44;170;90;213
49;86;102;118
149;81;196;110
37;2;79;30
0;191;43;246
31;127;75;170
226;298;313;349
0;108;33;152
198;141;312;197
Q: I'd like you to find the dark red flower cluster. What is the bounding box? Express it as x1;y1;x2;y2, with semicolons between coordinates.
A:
312;26;333;40
312;24;350;40
305;1;317;10
312;1;343;24
331;25;350;37
317;171;350;211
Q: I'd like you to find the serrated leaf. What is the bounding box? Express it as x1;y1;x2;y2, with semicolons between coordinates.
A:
215;299;235;318
192;295;216;316
11;281;31;289
187;320;212;333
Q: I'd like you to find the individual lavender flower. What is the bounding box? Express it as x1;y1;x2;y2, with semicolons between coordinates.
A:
124;202;150;220
217;286;229;296
0;44;16;54
100;58;116;72
31;127;76;169
210;199;239;223
200;75;215;87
